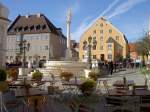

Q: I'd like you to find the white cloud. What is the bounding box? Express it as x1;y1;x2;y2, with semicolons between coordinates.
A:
72;16;93;41
100;0;120;17
107;0;147;19
72;0;119;41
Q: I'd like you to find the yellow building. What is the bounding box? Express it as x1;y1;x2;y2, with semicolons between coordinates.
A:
79;17;129;62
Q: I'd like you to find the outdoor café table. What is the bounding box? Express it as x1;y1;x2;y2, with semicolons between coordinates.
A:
62;80;84;94
15;88;48;112
108;89;150;96
113;80;134;87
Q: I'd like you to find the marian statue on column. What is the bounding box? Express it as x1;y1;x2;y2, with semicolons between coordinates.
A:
67;8;72;23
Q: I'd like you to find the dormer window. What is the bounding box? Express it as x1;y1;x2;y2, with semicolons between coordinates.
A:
18;27;23;32
36;25;41;30
42;24;46;30
24;26;28;31
14;28;18;32
30;25;34;31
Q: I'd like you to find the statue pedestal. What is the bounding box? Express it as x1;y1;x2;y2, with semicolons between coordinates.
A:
65;48;72;61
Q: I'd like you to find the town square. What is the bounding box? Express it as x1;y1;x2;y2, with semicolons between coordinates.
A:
0;0;150;112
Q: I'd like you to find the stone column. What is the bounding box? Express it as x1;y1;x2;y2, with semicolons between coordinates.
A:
66;9;71;50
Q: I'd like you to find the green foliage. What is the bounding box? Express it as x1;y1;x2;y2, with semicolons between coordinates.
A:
79;80;96;96
140;68;150;75
32;70;43;80
0;69;7;81
88;72;98;81
7;68;18;80
60;72;73;81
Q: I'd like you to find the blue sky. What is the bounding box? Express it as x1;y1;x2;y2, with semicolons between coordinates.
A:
1;0;150;42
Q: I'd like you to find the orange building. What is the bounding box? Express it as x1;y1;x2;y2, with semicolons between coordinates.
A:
129;43;138;61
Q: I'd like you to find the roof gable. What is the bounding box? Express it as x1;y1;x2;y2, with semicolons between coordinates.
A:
7;14;61;36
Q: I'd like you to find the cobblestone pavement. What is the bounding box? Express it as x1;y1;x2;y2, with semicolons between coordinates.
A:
100;68;146;86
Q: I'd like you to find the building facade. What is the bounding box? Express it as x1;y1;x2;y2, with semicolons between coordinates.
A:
0;3;9;68
129;43;139;61
6;14;66;64
79;17;129;62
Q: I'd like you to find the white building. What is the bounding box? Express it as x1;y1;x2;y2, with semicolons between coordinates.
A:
6;14;66;64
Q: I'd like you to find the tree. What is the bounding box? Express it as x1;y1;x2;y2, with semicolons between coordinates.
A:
136;32;150;65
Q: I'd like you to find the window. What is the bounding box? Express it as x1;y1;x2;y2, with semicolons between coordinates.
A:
6;56;8;59
24;26;28;31
82;55;84;58
45;45;48;50
14;28;18;32
83;40;87;44
18;27;23;32
93;37;96;40
93;30;96;34
38;56;40;60
10;56;13;60
30;25;34;30
83;45;87;50
116;36;119;40
108;43;112;50
93;45;96;50
93;55;96;59
109;29;112;33
100;46;103;50
100;23;103;27
108;54;112;60
43;56;46;60
16;35;21;42
100;30;103;34
36;25;41;30
100;36;103;41
42;24;46;30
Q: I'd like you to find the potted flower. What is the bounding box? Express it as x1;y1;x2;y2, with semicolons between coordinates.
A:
60;72;73;82
32;70;43;81
0;69;8;92
79;80;96;96
7;68;18;81
88;72;98;81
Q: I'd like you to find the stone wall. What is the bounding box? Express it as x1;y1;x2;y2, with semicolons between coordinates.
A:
0;3;9;68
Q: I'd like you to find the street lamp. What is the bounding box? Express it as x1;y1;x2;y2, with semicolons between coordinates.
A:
17;34;30;78
19;40;30;68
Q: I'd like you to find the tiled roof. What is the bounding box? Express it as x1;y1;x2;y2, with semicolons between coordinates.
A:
129;43;136;52
7;14;66;39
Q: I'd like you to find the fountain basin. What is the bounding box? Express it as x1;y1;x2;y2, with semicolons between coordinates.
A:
39;61;88;77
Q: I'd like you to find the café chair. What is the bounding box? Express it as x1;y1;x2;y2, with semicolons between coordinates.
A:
140;96;150;112
105;96;135;112
68;99;95;112
103;80;110;95
133;85;148;90
115;86;128;95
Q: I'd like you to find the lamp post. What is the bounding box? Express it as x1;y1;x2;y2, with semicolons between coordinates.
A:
87;36;92;69
17;34;30;78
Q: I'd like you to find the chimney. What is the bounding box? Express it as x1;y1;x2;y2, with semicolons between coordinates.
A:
37;13;41;18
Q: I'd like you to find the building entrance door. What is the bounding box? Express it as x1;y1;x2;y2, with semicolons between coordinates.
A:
101;54;104;61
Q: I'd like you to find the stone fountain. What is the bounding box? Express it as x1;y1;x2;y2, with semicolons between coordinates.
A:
38;9;87;78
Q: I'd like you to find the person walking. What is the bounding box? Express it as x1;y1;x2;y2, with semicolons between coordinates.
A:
109;61;114;75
